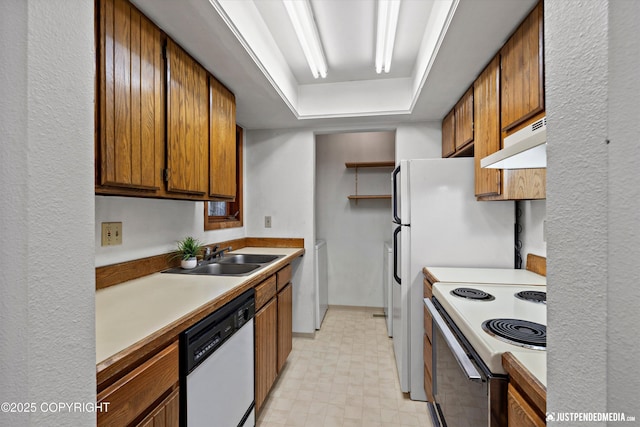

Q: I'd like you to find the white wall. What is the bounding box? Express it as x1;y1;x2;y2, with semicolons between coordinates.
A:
544;0;633;422
606;0;640;417
315;132;395;307
395;121;442;161
245;129;316;333
95;197;245;267
0;1;96;425
520;200;546;260
245;123;436;333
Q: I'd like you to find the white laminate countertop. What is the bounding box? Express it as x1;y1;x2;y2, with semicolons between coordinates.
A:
96;247;300;365
508;351;547;387
424;266;546;286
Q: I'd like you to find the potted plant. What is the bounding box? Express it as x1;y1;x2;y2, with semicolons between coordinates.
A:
174;236;203;269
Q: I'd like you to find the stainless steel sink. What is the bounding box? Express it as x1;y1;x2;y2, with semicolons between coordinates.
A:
163;262;261;276
162;253;283;276
217;254;282;264
191;262;261;275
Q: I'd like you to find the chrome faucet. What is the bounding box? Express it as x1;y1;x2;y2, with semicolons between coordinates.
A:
203;245;219;262
211;246;232;260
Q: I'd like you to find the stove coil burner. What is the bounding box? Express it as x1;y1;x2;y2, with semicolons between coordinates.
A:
515;290;547;304
482;318;546;350
450;287;495;301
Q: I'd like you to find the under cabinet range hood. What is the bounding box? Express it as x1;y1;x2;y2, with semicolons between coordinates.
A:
481;116;547;169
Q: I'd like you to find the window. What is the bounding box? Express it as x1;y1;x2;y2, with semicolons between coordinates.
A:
204;126;243;230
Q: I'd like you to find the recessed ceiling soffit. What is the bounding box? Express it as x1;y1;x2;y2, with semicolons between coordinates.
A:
209;0;458;120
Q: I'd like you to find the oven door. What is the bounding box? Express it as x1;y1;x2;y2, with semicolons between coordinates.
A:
425;298;507;427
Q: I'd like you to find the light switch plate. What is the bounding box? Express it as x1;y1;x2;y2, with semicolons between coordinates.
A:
101;222;122;246
264;216;272;228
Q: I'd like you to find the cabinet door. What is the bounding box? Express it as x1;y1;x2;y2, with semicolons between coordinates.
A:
474;56;502;197
136;387;179;427
97;342;178;427
507;384;546;427
441;109;456;158
454;87;474;151
277;283;293;373
209;77;237;199
501;2;544;132
166;39;208;196
255;298;277;413
98;0;164;191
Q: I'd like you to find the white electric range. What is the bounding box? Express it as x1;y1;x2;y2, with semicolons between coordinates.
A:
432;282;546;374
426;282;547;427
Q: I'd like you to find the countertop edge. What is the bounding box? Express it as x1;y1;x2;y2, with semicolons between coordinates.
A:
96;248;304;389
502;351;547;413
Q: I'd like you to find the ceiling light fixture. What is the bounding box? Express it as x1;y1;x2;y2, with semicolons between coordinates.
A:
375;0;401;73
282;0;327;79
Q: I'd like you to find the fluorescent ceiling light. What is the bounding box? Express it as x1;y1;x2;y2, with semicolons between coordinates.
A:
283;0;327;79
376;0;401;73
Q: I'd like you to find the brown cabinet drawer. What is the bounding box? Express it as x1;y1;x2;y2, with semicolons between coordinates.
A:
255;275;276;310
98;341;179;427
423;279;433;299
276;264;292;291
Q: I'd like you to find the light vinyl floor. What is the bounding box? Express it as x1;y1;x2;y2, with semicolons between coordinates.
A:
256;307;433;427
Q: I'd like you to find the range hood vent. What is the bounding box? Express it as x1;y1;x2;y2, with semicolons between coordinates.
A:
481;116;547;169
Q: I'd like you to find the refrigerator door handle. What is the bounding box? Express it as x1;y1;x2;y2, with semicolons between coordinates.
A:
393;225;401;285
392;165;401;224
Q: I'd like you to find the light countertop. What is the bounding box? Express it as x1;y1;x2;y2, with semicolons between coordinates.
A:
96;247;301;365
508;351;547;387
424;266;546;286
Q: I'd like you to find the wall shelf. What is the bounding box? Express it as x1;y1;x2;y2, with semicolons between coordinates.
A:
345;161;395;202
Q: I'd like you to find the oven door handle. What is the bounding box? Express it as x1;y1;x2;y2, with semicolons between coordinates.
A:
424;298;482;381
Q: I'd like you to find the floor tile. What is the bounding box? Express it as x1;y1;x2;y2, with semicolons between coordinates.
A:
257;307;433;426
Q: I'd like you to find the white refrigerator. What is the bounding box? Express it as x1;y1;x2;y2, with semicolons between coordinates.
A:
391;158;514;401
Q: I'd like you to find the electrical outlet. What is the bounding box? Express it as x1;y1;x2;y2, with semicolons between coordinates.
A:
264;216;272;228
101;222;122;246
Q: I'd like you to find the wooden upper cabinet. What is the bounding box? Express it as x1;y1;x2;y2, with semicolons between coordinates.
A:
166;39;209;196
209;77;237;200
97;0;164;191
474;56;502;197
454;87;474;151
501;2;544;132
441;109;456;158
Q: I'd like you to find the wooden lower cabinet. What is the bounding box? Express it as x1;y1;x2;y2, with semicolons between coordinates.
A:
507;384;545;427
254;265;294;414
277;282;293;373
136;387;179;427
255;297;278;413
423;276;435;401
503;352;546;427
97;341;179;427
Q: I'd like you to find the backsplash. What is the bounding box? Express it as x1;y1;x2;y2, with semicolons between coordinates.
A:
520;199;547;261
95;196;244;267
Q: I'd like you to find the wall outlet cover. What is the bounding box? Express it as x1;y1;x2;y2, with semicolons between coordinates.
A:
101;222;122;246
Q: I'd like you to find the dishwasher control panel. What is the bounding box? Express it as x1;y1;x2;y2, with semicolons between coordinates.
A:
182;288;255;374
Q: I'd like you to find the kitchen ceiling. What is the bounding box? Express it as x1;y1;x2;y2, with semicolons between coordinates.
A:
131;0;537;130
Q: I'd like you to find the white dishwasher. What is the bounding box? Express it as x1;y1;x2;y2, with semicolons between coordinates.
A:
180;288;255;427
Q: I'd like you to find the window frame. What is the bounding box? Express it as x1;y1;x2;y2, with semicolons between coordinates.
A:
204;126;243;230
